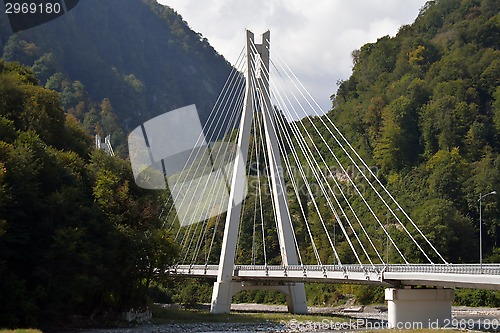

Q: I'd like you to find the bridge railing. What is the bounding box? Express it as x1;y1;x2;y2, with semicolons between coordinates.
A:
383;264;500;275
234;264;500;275
250;264;500;275
172;263;500;275
172;264;219;272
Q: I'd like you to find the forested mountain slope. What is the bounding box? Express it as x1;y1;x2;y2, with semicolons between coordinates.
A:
321;0;500;262
0;0;233;155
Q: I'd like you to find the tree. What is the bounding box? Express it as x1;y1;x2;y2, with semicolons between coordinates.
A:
413;198;475;263
493;86;500;133
421;96;477;155
426;148;469;204
374;96;421;171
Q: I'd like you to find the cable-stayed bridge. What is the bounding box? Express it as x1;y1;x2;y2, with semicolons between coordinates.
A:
159;30;500;328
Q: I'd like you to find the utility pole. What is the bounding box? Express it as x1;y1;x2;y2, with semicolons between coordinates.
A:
479;191;496;273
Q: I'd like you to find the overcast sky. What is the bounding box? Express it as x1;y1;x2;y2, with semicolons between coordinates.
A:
158;0;427;112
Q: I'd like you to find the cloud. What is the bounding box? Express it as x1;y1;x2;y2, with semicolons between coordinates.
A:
158;0;426;112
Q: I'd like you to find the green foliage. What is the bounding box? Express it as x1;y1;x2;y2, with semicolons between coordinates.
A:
493;86;500;132
421;96;478;155
454;289;500;307
426;148;468;202
373;95;422;171
232;290;286;306
0;62;178;327
413;198;475;262
305;284;345;306
170;279;212;308
353;285;385;305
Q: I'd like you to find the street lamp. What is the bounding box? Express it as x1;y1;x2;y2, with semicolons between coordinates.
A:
479;191;497;272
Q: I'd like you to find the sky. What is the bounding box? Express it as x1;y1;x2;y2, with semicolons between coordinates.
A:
158;0;428;112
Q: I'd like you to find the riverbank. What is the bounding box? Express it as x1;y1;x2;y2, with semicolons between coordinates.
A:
68;303;500;333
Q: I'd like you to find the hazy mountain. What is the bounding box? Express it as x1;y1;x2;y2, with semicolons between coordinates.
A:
0;0;234;152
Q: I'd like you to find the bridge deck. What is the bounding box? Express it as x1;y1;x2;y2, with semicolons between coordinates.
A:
170;264;500;290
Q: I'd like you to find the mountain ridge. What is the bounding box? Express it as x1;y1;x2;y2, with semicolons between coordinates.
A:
0;0;233;153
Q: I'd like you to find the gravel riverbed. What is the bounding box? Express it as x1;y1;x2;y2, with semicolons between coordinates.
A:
70;304;500;333
72;322;289;333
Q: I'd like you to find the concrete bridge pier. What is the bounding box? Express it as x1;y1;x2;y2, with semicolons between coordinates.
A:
211;281;308;314
385;287;454;328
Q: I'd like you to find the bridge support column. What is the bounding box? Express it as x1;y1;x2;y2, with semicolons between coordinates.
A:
210;281;236;314
385;288;454;328
284;283;308;314
211;282;307;314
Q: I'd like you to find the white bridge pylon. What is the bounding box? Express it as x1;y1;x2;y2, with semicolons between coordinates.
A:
210;30;308;314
